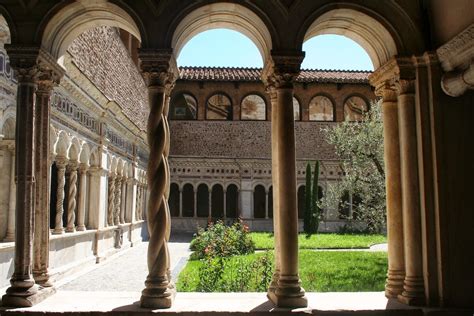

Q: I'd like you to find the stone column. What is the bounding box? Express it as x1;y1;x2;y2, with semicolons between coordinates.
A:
265;189;269;219
223;189;227;221
136;183;142;220
76;163;88;231
193;189;197;218
208;190;212;222
126;173;137;223
66;161;78;233
114;175;122;226
139;49;178;309
370;65;406;298
107;173;116;226
2;48;56;307
265;87;281;299
33;64;62;287
263;53;307;308
3;146;16;242
179;188;183;217
53;157;67;234
120;175;126;224
397;77;425;306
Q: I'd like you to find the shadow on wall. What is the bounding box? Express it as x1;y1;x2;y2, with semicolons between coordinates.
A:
141;222;149;241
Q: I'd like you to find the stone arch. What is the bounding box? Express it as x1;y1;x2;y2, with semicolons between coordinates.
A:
309;94;335;121
182;183;195;218
1;116;15;139
343;93;370;122
253;184;266;219
240;93;267;121
293;96;301;121
68;137;81;162
196;183;209;218
299;7;401;68
169;183;180;217
0;8;14;45
40;1;143;60
79;143;91;166
171;2;273;63
56;131;71;158
50;125;58;156
225;184;239;219
89;147;100;168
169;91;198;120
205;92;233;121
211;184;224;219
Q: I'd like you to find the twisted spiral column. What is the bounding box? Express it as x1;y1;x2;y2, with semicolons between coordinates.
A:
66;162;78;233
53;158;67;234
136;183;142;220
114;176;122;226
107;174;116;226
139;50;178;309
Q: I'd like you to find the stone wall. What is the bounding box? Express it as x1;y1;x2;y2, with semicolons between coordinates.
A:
170;121;338;160
68;26;148;131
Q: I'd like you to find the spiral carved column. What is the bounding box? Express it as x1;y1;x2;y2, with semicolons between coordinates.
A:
136;183;142;220
107;173;116;226
66;162;78;233
114;176;122;226
139;49;178;309
53;158;67;234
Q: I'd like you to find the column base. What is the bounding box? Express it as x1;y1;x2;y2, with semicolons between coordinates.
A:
34;272;53;288
397;276;425;306
140;278;175;309
385;269;405;298
271;276;307;308
2;234;14;242
52;228;64;235
1;284;56;307
76;225;86;231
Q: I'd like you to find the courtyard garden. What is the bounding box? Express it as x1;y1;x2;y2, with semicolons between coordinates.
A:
176;221;388;292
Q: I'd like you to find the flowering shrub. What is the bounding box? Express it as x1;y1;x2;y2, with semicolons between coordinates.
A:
189;219;255;260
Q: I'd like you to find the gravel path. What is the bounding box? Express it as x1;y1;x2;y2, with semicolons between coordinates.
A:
59;235;192;292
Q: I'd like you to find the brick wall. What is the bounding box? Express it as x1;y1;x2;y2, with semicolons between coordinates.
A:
68;26;148;131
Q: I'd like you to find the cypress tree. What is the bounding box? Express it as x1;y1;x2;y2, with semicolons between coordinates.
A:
311;160;320;234
304;162;312;233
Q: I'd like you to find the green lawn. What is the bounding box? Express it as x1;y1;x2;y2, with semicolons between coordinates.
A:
177;250;387;292
250;232;386;250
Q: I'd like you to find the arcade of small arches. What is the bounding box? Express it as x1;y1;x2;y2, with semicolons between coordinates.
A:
170;83;370;122
0;0;472;312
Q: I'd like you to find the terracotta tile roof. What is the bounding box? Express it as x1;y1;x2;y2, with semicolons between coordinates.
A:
179;66;371;84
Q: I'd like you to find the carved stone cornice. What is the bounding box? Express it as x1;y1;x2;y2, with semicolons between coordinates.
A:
437;23;474;72
138;48;179;90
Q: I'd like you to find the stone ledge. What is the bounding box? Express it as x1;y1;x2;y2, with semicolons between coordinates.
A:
2;291;472;315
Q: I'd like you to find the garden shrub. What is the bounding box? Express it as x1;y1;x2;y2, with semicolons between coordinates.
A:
189;219;255;260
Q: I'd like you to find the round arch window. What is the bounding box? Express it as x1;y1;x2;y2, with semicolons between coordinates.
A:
344;95;369;121
170;93;197;120
241;94;266;120
207;94;232;120
309;95;334;121
293;97;301;121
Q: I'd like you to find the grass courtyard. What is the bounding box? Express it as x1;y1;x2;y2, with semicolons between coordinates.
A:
177;232;388;292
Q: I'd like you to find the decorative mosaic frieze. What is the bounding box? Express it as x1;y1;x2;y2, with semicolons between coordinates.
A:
51;92;99;134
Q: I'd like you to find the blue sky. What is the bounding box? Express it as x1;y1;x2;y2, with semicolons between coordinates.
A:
177;29;373;71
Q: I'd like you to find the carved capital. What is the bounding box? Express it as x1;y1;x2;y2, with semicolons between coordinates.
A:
5;46;64;85
67;160;79;172
395;79;415;95
374;81;398;102
138;48;179;91
78;163;89;174
262;51;304;89
55;156;68;169
369;57;416;97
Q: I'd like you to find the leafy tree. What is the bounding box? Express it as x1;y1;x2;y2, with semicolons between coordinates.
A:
320;100;386;232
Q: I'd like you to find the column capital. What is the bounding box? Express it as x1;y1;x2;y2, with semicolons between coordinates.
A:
78;163;89;174
262;51;305;89
5;46;64;85
138;48;178;92
55;156;68;168
369;57;416;95
67;160;79;171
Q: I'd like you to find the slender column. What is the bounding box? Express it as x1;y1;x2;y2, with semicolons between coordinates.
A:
208;190;212;222
33;69;61;287
114;175;122;226
2;53;41;307
378;82;405;297
4;146;16;242
120;175;126;224
107;173;116;226
76;164;88;231
139;50;178;309
136;184;142;220
223;190;227;221
397;79;425;306
66;161;78;233
266;87;281;297
193;189;197;218
179;189;183;217
53;158;67;234
265;189;269;219
264;54;307;308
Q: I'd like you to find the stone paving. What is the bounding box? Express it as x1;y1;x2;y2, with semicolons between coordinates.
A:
58;234;192;292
